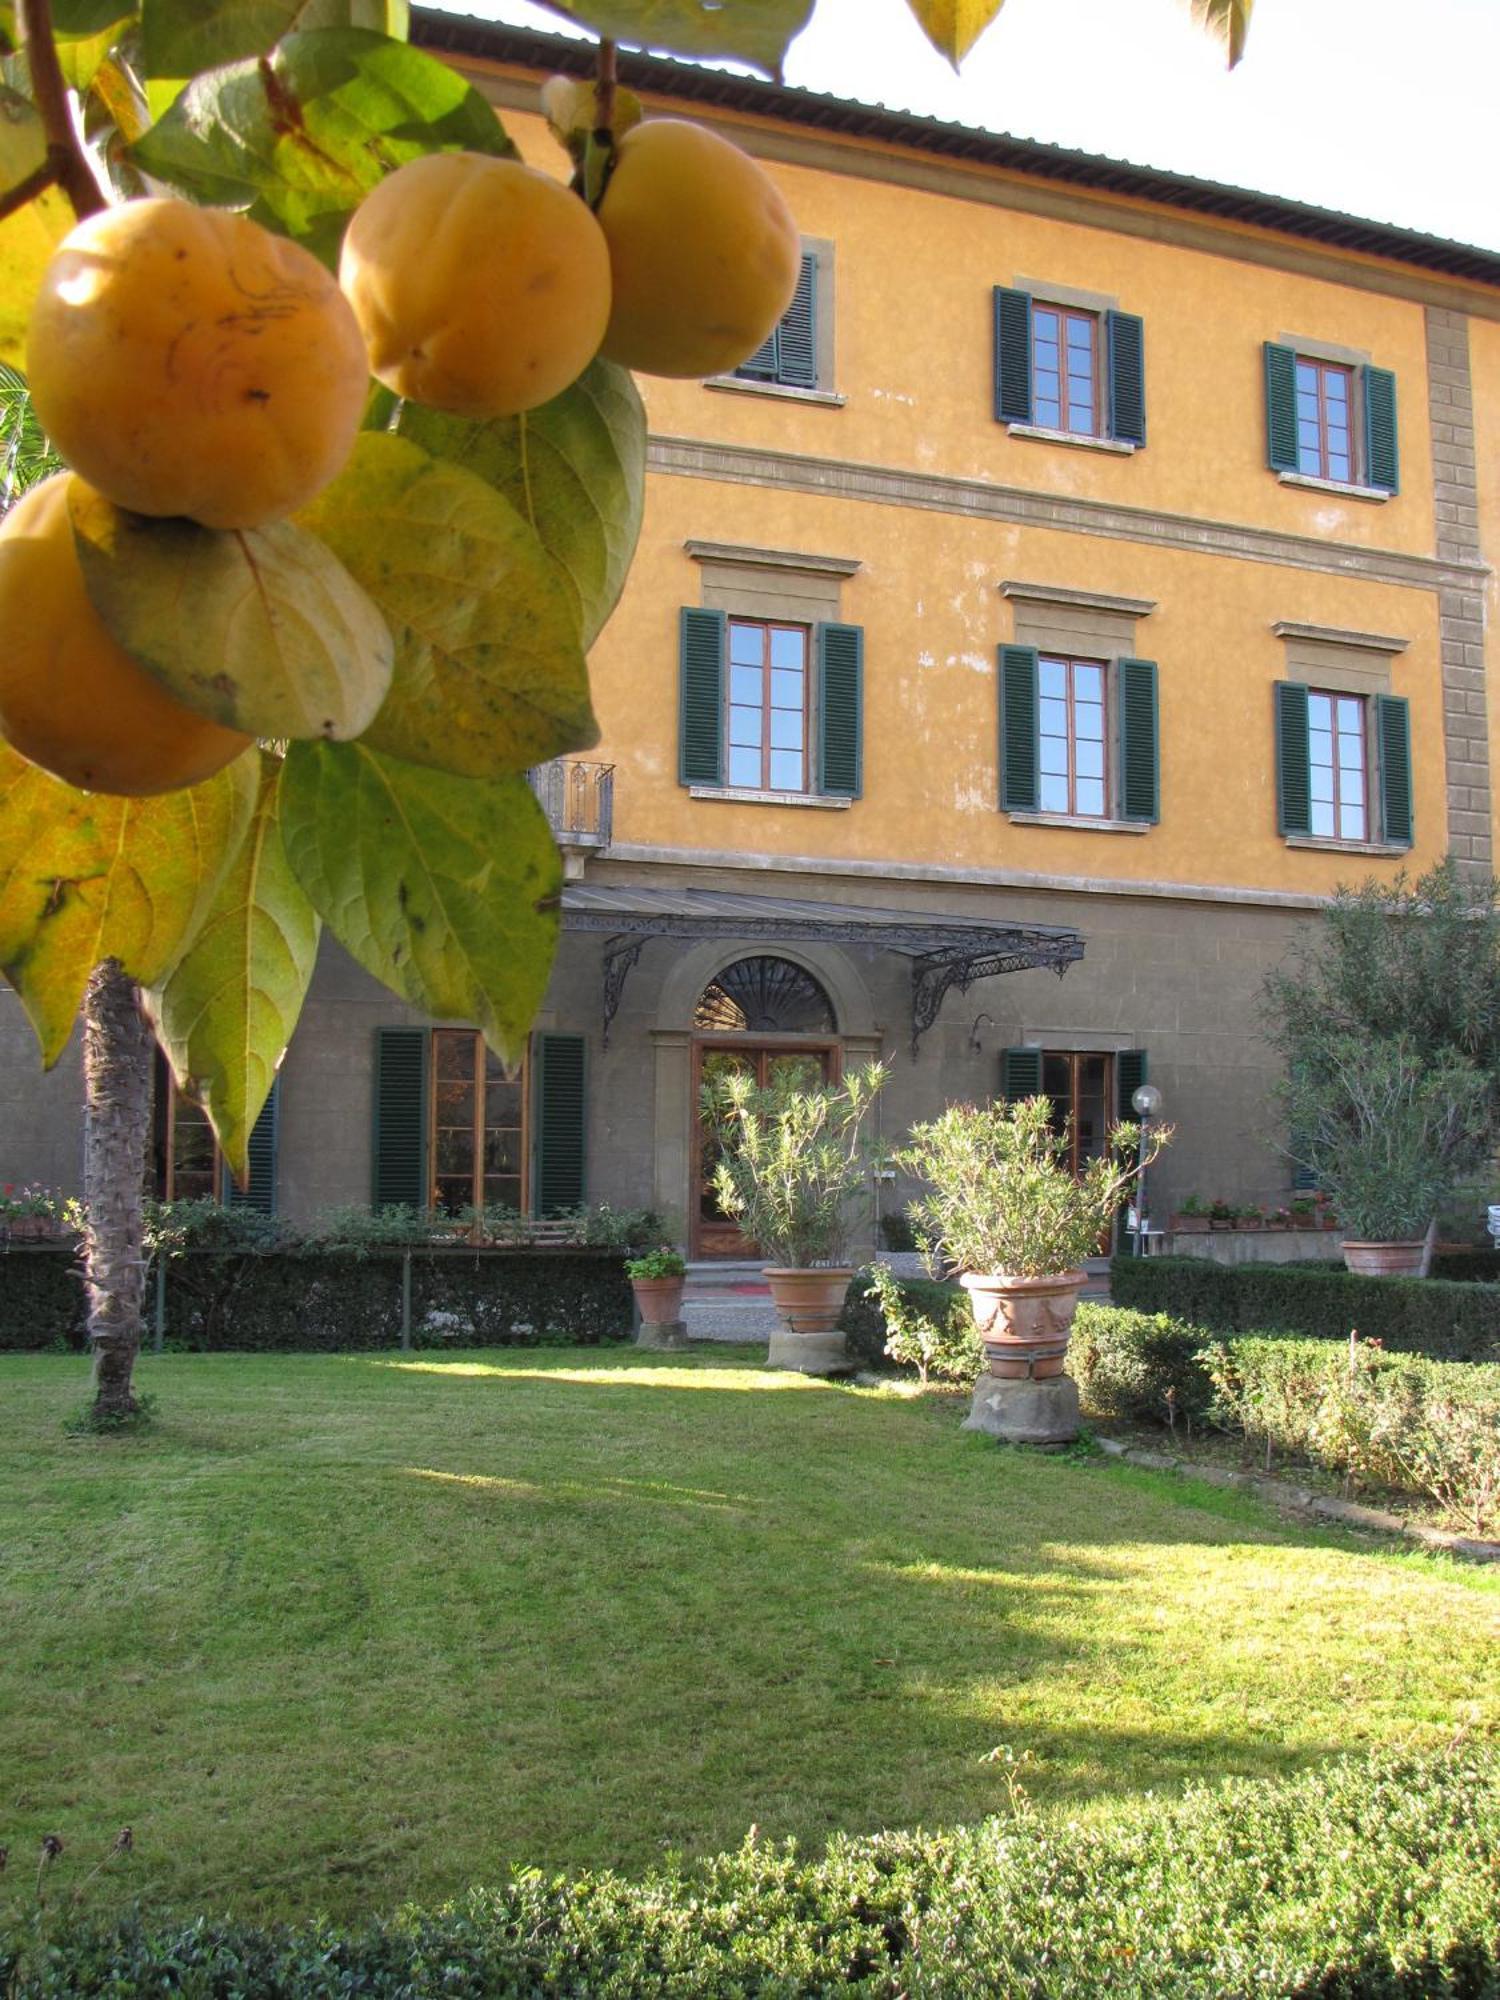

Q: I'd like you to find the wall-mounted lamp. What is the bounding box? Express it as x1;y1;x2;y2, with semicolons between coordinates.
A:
968;1012;997;1052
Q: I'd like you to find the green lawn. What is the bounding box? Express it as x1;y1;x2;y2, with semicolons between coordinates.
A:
2;1347;1497;1930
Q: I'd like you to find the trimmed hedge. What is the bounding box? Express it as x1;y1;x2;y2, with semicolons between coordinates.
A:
839;1268;963;1371
4;1748;1498;1996
1111;1254;1500;1362
1068;1303;1215;1425
0;1246;632;1353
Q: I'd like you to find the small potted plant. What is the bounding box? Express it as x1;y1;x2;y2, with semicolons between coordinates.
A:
1267;1206;1293;1231
1288;1194;1317;1229
1235;1203;1265;1232
894;1096;1170;1443
0;1183;65;1243
624;1246;688;1348
704;1062;887;1375
1170;1194;1210;1234
1208;1197;1236;1231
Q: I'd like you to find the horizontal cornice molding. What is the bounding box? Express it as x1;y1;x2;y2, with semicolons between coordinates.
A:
1001;580;1157;616
1271;620;1409;653
685;539;862;576
649;435;1488;594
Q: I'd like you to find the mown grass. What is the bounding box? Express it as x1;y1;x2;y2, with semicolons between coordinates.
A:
2;1347;1496;1929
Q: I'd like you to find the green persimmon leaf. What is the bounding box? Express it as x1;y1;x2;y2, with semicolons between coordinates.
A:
69;485;395;744
556;1;814;77
146;750;320;1180
131;28;515;264
279;740;560;1062
297;431;596;781
141;0;407;84
0;87;74;370
395;358;646;649
0;744;258;1065
901;0;1006;66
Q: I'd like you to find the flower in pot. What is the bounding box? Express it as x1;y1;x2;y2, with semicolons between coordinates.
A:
1207;1196;1236;1230
1236;1203;1266;1231
893;1095;1170;1443
1171;1194;1210;1234
703;1061;887;1375
625;1245;688;1349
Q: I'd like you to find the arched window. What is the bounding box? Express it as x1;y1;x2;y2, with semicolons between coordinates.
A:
695;957;836;1035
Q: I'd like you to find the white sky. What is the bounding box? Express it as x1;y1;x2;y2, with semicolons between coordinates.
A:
442;0;1500;253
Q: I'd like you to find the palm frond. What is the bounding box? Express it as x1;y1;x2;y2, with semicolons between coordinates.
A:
0;363;63;514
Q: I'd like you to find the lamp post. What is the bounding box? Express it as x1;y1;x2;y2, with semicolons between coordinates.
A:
1130;1083;1163;1257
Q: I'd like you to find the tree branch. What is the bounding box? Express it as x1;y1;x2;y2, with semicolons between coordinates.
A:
595;36;617;141
17;0;104;223
0;157;58;224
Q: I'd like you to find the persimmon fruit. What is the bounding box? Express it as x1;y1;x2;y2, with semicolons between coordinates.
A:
597;118;800;379
0;474;252;796
26;199;369;532
338;152;612;419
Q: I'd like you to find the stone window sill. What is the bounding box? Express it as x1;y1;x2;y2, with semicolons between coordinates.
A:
1277;470;1390;503
1008;811;1151;834
1285;834;1409;856
689;785;852;809
704;376;846;408
1006;423;1136;456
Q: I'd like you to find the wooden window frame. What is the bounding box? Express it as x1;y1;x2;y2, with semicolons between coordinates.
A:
1037;653;1110;820
428;1027;530;1218
1294;356;1356;483
726;616;811;794
1306;687;1370;843
155;1063;220;1201
1032;302;1100;438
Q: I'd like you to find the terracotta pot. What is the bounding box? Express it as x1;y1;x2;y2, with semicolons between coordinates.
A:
764;1266;853;1375
1341;1240;1427;1277
631;1275;686;1326
960;1270;1086;1381
1171;1215;1210;1234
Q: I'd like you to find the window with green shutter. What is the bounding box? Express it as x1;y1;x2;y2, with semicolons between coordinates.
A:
817;622;862;797
1117;658;1159;824
1275;684;1412;848
223;1077;279;1214
1274;681;1313;837
683;608;862;801
736;250;818;389
373;1027;429;1209
1376;694;1413;846
534;1034;587;1216
999;644;1040;812
1116;1050;1148;1118
1363;367;1399;492
1000;649;1157;825
995;289;1145;445
999;1046;1043;1101
679;606;725;787
1265;340;1399;493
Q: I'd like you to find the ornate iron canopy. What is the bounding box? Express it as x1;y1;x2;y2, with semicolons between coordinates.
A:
560;885;1085;1051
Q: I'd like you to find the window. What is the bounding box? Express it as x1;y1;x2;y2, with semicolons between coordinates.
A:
1275;683;1412;847
372;1029;586;1218
1000;645;1158;826
993;287;1146;446
148;1051;279;1211
1037;655;1108;818
679;607;863;800
695;957;836;1034
999;1046;1148;1164
430;1028;526;1217
734;250;818;390
727;619;809;793
1264;343;1399;493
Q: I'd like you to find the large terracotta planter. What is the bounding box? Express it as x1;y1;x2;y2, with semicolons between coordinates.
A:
764;1266;853;1375
960;1269;1085;1444
1341;1240;1427;1277
632;1274;688;1348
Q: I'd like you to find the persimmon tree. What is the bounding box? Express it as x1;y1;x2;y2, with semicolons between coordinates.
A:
0;0;1250;1424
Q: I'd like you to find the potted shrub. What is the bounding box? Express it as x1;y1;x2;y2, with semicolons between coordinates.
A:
704;1062;886;1375
625;1246;688;1348
894;1096;1170;1443
1170;1194;1210;1234
1207;1196;1236;1231
1235;1203;1265;1232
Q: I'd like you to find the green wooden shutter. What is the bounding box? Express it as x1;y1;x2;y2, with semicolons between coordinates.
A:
993;287;1032;425
679;607;725;787
373;1027;428;1209
1363;366;1399;493
816;621;863;797
223;1076;279;1213
777;252;818;387
1275;682;1312;837
1376;693;1414;846
1106;310;1146;445
534;1033;586;1216
1264;342;1298;472
1117;657;1159;824
999;1047;1043;1102
1116;1049;1148;1118
999;644;1039;812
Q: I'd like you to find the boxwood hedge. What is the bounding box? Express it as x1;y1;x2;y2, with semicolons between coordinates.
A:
4;1747;1497;1997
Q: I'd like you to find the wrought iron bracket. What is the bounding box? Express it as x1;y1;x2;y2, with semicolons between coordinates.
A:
601;934;647;1047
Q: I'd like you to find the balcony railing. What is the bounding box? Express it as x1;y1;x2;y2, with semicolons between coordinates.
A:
527;759;614;850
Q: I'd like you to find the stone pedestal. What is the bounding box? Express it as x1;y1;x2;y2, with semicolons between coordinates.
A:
963;1372;1081;1445
766;1325;853;1375
635;1318;689;1351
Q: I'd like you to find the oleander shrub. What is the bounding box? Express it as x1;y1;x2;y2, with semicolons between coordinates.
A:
1205;1335;1500;1535
1111;1255;1500;1361
4;1748;1498;1997
840;1266;965;1372
1068;1304;1215;1427
861;1263;981;1386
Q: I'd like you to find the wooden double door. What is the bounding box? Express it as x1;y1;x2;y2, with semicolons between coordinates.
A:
694;1039;839;1259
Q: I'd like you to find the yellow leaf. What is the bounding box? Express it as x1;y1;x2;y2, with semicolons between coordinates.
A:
1184;0;1254;67
902;0;1007;67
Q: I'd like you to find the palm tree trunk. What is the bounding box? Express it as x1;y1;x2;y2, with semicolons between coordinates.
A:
83;959;153;1418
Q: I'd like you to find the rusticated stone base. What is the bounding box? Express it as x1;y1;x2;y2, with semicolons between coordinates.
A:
963;1372;1081;1445
635;1318;689;1350
766;1326;853;1375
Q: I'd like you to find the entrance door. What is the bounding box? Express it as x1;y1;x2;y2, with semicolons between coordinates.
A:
695;1043;836;1258
1041;1051;1114;1251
